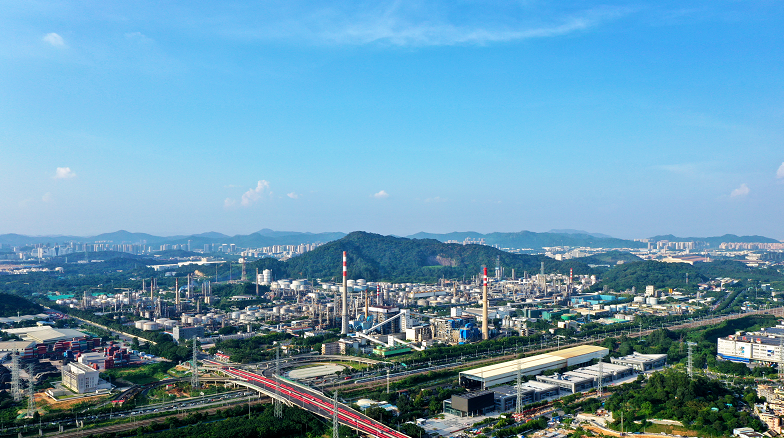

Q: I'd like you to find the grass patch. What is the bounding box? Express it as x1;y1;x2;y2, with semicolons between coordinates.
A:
103;362;176;385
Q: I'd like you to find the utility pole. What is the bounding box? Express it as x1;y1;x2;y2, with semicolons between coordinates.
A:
11;352;21;402
597;359;603;398
779;337;784;381
275;344;282;418
26;364;35;418
687;342;697;378
387;369;390;394
516;360;522;414
333;390;339;438
191;336;199;389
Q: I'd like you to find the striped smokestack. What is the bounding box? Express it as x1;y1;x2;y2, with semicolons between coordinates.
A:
341;251;349;334
482;266;489;340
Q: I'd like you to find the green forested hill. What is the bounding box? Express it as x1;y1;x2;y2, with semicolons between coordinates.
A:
0;293;43;317
577;250;642;266
591;259;784;292
254;231;592;282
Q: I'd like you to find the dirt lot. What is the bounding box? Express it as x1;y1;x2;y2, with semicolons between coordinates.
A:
36;392;109;411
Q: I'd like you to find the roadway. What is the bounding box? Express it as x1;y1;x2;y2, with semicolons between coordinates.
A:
222;367;411;438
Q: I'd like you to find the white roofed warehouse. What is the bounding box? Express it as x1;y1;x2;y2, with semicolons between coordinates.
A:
458;345;609;389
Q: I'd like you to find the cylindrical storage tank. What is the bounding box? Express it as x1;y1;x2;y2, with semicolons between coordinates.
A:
647;297;659;305
155;318;168;324
357;279;366;286
142;322;160;331
417;299;428;306
272;306;281;315
163;321;177;329
192;317;202;325
231;312;241;320
633;296;645;303
134;320;148;329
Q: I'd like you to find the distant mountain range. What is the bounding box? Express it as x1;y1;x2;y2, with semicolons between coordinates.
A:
647;234;780;246
0;229;778;251
405;231;646;249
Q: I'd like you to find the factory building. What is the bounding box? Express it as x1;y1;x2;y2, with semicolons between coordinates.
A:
443;390;495;417
491;381;560;412
62;362;101;393
172;325;205;342
459;345;608;389
368;306;401;335
610;353;667;371
717;333;784;364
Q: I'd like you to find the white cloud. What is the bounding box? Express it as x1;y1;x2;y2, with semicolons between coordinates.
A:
224;198;237;208
221;4;631;47
372;190;389;199
424;196;447;203
287;192;300;199
777;162;784;179
241;180;271;206
42;192;52;202
730;183;750;198
125;32;154;44
53;167;76;179
43;33;65;47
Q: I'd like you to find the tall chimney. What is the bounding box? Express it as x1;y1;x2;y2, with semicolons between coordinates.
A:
482;266;489;340
341;251;349;335
175;278;180;310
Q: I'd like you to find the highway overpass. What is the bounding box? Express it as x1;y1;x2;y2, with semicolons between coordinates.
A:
222;367;410;438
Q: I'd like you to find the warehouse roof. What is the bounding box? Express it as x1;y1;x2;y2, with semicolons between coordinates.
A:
549;345;607;359
460;345;609;381
2;326;87;343
0;341;36;352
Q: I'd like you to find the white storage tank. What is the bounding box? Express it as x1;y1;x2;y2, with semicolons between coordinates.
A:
134;320;149;329
231;311;241;320
646;297;659;305
163;321;177;329
633;296;645;303
142;321;160;331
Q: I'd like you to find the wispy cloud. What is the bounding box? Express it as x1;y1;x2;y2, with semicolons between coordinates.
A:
424;196;447;203
224;198;237;208
372;190;389;199
220;3;631;47
777;162;784;179
43;32;65;47
287;192;300;199
42;192;53;202
730;183;750;198
53;167;76;179
241;180;272;206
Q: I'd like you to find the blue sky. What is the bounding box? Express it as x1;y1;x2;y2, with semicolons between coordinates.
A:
1;1;783;239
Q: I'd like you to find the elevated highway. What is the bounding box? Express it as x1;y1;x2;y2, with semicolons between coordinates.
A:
222;367;409;438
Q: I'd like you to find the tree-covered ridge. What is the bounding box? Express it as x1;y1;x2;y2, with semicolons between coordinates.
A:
577;250;641;266
606;369;765;436
591;259;784;292
0;293;43;317
274;231;594;282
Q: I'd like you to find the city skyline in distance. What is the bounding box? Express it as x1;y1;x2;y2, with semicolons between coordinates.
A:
2;1;783;239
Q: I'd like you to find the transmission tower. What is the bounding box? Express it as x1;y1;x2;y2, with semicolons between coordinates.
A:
26;364;35;418
274;344;282;418
597;359;604;397
191;336;199;389
332;390;339;438
779;337;784;381
687;342;697;378
11;352;21;402
515;360;522;414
